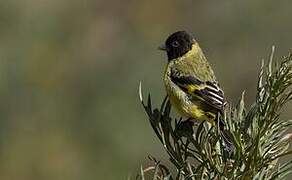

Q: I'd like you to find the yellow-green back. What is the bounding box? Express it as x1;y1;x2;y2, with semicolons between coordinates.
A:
168;43;216;82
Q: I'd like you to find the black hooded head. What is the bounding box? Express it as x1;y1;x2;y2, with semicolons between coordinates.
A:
160;31;195;60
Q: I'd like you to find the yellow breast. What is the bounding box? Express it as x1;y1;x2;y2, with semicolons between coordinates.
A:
163;68;206;120
163;65;216;124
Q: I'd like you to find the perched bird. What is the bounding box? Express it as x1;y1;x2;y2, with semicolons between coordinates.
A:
159;31;225;126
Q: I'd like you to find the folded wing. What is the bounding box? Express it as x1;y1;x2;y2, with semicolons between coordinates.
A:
170;70;225;113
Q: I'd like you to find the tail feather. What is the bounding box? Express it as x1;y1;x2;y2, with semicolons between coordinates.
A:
216;113;235;153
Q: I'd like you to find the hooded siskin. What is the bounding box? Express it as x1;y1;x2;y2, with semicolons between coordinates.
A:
160;31;225;125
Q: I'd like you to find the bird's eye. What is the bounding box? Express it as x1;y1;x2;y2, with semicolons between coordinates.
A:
172;41;180;47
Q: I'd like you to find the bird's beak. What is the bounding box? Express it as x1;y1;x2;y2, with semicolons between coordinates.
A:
158;43;167;51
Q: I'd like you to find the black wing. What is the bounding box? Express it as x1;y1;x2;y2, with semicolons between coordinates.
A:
170;71;225;113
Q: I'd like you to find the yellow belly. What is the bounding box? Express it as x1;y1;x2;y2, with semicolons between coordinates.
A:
165;77;216;124
168;92;204;119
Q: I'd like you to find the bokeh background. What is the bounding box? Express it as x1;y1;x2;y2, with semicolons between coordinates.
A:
0;0;292;179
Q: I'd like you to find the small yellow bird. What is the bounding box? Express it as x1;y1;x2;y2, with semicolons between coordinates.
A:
159;31;225;126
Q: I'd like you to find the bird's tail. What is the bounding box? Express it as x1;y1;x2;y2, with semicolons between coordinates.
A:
217;115;235;153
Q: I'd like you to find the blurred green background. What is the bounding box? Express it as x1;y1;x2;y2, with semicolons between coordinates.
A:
0;0;292;179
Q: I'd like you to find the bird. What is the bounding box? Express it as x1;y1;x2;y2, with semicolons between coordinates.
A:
159;31;225;127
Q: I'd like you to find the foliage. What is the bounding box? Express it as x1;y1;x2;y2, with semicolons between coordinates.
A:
138;48;292;179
